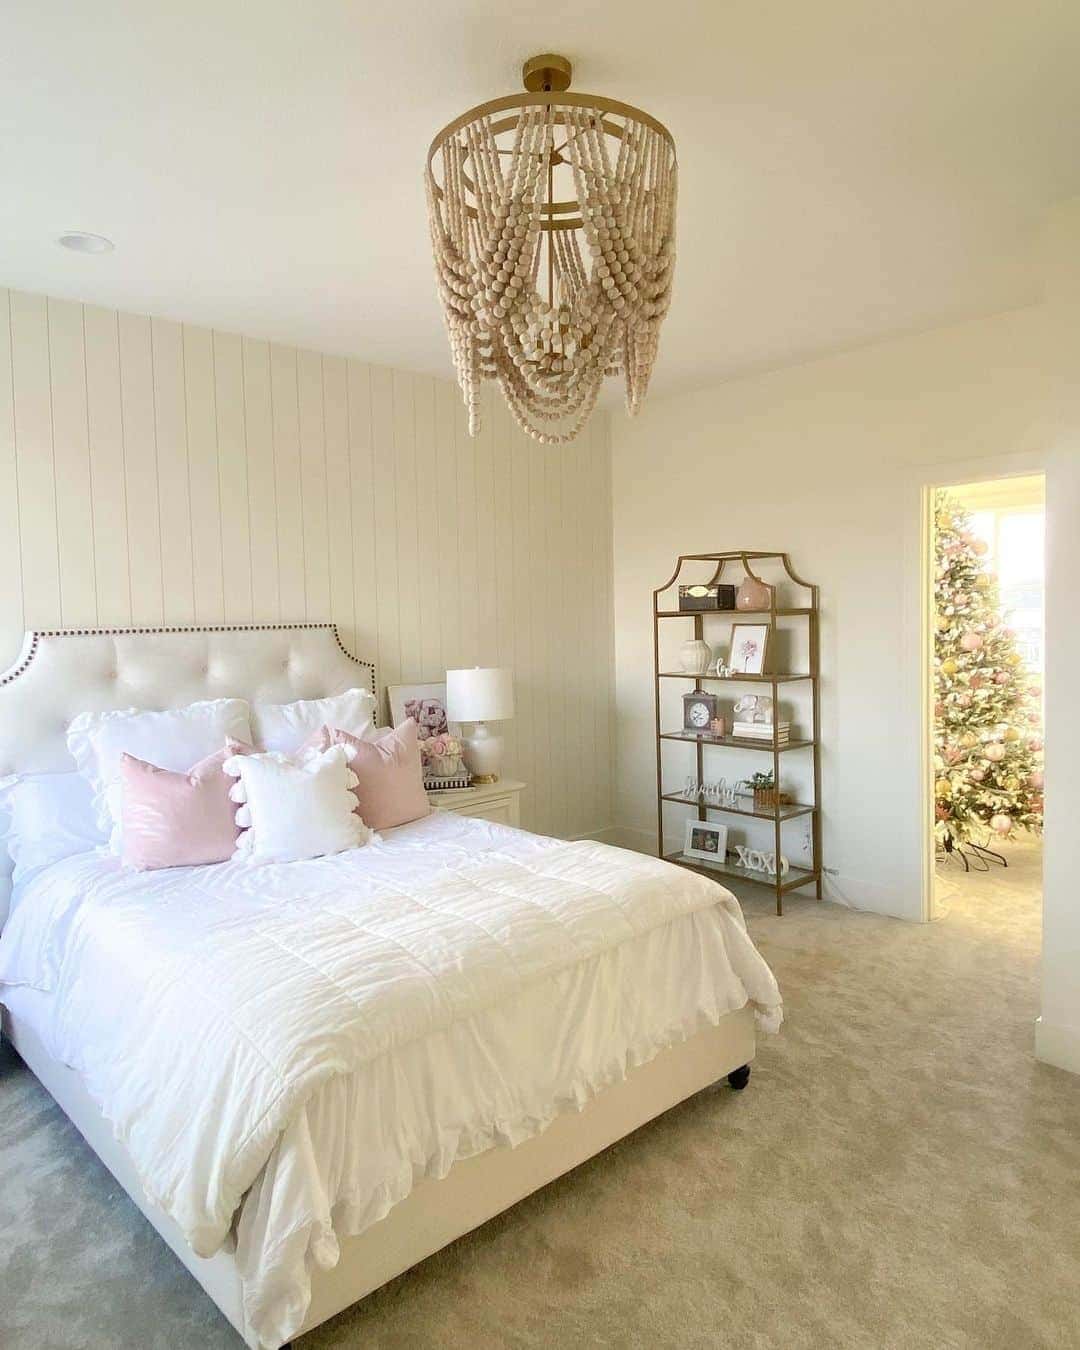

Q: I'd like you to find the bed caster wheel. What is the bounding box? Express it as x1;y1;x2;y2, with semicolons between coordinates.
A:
727;1064;751;1091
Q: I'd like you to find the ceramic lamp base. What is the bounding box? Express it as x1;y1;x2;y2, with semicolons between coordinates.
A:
462;722;503;782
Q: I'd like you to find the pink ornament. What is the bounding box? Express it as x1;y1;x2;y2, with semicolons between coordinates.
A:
957;692;973;708
990;813;1012;835
983;743;1006;763
995;671;1010;685
1027;770;1044;790
960;631;983;652
969;675;985;690
972;539;989;556
1027;737;1043;753
969;767;986;782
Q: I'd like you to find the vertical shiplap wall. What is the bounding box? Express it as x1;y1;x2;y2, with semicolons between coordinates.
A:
0;288;614;839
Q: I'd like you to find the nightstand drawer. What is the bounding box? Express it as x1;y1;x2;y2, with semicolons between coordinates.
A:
427;778;524;828
462;798;515;826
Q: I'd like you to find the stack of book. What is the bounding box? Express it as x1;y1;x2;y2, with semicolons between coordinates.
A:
732;720;792;744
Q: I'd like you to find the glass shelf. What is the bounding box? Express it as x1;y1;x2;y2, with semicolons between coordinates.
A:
664;851;819;893
660;730;814;752
657;671;814;683
655;608;813;618
660;791;815;821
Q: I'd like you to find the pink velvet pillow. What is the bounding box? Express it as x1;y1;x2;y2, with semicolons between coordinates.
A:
302;719;429;831
120;739;253;870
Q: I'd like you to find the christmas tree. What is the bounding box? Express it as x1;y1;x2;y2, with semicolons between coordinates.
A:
933;491;1044;854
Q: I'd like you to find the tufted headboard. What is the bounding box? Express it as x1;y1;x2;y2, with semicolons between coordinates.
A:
0;623;376;917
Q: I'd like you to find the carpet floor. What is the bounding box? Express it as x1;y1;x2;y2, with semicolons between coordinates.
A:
2;840;1078;1349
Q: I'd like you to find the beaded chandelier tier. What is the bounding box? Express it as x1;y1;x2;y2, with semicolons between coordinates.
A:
425;54;677;444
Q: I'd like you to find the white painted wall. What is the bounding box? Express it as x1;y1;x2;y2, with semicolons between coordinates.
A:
610;305;1064;920
1034;198;1080;1075
612;199;1080;1072
0;288;615;841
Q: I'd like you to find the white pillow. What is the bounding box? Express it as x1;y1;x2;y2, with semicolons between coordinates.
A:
67;698;252;849
252;687;377;755
0;771;107;887
223;745;372;863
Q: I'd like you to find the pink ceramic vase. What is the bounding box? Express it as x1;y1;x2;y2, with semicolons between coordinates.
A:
736;575;771;611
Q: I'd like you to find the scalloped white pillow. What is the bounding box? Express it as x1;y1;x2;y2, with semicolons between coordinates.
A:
224;745;372;863
251;687;377;755
67;698;252;850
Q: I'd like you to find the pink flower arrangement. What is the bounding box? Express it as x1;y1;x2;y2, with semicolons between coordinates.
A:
419;732;463;764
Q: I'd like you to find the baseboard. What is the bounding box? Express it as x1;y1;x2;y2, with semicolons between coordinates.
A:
568;825;653;851
1035;1017;1080;1075
601;825;655;854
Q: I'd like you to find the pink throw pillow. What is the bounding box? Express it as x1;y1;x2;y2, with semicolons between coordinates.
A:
120;739;253;870
301;719;429;831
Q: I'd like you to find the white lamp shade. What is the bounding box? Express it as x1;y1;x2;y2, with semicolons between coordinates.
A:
446;667;514;723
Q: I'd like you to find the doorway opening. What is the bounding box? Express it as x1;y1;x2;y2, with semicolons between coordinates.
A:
929;474;1045;923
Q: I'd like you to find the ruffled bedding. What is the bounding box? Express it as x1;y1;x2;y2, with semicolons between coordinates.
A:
0;811;781;1347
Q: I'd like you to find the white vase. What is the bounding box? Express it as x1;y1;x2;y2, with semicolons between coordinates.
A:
679;638;713;674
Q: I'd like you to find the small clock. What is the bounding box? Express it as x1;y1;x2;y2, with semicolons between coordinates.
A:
683;690;720;734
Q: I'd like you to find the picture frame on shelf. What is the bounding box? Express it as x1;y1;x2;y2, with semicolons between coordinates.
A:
728;623;770;675
683;819;729;863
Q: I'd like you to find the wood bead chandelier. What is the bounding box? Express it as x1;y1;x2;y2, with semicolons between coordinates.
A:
425;54;677;445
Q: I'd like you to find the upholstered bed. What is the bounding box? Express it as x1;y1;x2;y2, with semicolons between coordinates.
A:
0;624;781;1348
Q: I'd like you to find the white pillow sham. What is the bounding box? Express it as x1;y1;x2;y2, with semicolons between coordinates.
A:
252;687;377;755
224;745;372;863
0;771;107;887
67;698;252;849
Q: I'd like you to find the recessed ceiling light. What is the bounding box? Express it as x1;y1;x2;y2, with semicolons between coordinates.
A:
58;231;114;254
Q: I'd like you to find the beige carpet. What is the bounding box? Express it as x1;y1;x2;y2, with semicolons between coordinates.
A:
3;840;1079;1349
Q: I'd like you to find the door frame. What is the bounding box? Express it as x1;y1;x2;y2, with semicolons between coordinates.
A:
904;450;1047;922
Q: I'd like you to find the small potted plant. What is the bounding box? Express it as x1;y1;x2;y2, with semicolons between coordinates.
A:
747;770;783;810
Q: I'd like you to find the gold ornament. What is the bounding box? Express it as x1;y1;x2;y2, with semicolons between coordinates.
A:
940;658;958;676
1005;652;1022;667
975;574;990;589
960;732;978;748
937;512;954;530
1003;727;1020;742
935;779;951;798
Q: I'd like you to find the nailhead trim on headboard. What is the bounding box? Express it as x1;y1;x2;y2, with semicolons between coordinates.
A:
0;623;377;703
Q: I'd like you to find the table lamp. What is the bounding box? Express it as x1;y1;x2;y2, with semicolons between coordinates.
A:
445;667;514;783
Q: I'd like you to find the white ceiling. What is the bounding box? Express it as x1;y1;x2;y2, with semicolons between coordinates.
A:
4;1;1079;400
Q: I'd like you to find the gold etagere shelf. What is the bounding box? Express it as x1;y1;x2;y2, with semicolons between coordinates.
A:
653;551;822;915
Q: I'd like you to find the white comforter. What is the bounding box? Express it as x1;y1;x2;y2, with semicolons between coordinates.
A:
0;812;781;1346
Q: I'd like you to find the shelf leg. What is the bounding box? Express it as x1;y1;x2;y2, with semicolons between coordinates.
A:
772;683;782;917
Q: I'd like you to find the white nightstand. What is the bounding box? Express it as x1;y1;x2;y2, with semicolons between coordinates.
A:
427;778;525;828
